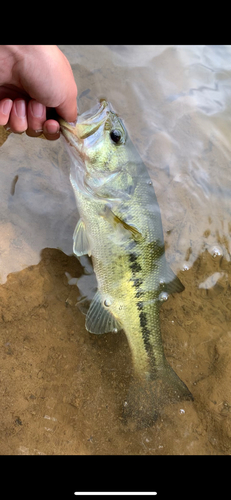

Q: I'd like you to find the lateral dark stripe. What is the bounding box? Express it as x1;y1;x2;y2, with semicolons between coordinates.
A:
127;245;155;363
139;311;147;327
128;252;137;262
141;325;151;349
132;277;143;288
130;262;142;273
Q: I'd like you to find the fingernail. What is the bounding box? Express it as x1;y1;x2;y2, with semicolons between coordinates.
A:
1;99;12;115
31;101;44;118
46;122;60;134
15;100;26;118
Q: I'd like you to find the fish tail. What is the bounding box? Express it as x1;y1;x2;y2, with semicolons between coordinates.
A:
123;359;193;428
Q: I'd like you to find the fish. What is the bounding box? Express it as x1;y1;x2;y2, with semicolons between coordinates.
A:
60;99;193;427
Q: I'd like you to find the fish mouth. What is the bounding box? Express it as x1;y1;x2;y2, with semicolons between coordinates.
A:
59;99;111;145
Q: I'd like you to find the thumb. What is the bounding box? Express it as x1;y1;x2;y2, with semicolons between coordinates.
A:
55;93;78;123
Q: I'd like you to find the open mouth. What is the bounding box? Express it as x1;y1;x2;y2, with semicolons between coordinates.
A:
59;99;111;143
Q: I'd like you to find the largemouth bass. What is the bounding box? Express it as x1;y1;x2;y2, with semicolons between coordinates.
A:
60;99;193;427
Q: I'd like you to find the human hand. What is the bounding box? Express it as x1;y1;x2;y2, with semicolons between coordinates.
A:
0;45;77;140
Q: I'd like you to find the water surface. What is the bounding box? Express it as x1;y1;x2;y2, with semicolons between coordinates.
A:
0;45;231;454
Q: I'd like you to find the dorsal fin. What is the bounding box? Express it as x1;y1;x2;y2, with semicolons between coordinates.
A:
164;264;185;294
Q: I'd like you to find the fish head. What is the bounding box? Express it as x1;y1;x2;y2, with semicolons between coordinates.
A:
59;99;129;177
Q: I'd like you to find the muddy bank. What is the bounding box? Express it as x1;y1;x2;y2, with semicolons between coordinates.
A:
0;246;230;455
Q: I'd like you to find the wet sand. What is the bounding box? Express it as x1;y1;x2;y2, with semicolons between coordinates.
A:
0;244;230;455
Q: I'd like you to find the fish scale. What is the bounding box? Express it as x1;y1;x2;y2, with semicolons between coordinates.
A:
60;99;193;427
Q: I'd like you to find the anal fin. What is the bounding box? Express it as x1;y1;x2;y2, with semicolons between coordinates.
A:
85;290;122;334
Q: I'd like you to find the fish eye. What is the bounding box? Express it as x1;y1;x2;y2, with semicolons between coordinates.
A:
110;129;122;144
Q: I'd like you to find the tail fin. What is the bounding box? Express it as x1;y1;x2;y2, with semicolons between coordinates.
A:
123;360;193;429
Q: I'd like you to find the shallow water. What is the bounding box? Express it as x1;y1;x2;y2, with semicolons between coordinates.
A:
0;45;231;454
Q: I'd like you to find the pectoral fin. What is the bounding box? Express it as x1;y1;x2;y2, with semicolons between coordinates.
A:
86;290;122;334
103;205;142;240
73;219;91;257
